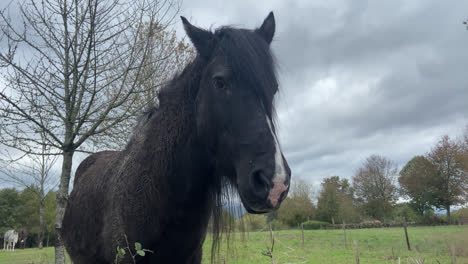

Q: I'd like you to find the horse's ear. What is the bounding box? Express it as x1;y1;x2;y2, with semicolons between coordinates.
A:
256;11;275;44
181;16;214;58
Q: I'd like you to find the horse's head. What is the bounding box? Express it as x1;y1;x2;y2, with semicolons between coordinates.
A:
182;12;291;213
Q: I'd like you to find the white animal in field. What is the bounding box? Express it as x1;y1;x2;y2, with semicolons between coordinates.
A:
3;229;18;251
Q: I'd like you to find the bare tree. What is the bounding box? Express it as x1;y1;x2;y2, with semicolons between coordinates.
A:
353;154;398;220
289;177;314;200
277;178;315;227
0;0;189;262
0;135;58;249
97;21;194;148
460;125;468;157
427;135;468;221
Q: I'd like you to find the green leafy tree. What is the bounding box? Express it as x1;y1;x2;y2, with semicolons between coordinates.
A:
316;176;359;224
392;203;420;223
17;186;41;234
353;154;398;221
399;156;437;215
0;188;20;233
43;191;57;247
427;135;468;222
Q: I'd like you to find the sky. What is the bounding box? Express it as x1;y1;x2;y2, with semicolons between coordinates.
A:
177;0;468;187
1;0;468;192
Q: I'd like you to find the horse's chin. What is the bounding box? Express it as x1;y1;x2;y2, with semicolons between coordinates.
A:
239;194;274;214
244;206;272;214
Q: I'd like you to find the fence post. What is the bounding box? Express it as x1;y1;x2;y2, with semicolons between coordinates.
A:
353;240;360;264
403;219;411;251
343;220;347;249
301;223;304;247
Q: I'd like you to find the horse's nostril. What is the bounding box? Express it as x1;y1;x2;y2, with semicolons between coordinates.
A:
252;170;269;194
279;188;288;201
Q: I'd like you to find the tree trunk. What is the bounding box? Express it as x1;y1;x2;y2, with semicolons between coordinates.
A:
446;205;451;223
39;197;45;249
55;150;74;264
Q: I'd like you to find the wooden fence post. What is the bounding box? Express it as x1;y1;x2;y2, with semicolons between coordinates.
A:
343;220;347;249
301;223;304;247
403;219;411;251
353;240;360;264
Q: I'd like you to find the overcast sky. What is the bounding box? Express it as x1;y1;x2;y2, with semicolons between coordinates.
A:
178;0;468;186
1;1;467;191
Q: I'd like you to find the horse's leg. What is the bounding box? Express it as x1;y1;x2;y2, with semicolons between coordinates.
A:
12;242;15;251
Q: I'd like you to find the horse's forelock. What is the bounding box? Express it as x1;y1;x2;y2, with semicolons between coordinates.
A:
214;27;278;118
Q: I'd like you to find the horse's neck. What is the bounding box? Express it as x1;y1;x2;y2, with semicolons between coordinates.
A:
121;59;215;207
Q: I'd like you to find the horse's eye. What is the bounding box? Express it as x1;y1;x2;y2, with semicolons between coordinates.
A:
213;77;226;90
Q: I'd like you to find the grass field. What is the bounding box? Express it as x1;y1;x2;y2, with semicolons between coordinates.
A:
0;225;467;263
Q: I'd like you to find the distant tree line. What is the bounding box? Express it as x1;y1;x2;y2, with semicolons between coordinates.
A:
240;128;468;230
1;130;467;241
0;187;56;248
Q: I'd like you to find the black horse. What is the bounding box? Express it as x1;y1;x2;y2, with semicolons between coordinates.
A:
62;12;291;264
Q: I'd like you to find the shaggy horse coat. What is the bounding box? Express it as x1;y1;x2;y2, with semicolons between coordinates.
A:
62;12;291;264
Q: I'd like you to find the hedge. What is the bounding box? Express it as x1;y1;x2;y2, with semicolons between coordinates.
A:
302;220;329;230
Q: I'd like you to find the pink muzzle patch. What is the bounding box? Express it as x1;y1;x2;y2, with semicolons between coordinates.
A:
268;183;288;207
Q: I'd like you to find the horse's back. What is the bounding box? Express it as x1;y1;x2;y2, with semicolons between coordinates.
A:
63;150;119;263
73;150;117;184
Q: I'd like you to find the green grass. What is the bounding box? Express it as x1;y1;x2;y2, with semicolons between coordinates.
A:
1;225;467;263
0;247;55;264
201;225;468;264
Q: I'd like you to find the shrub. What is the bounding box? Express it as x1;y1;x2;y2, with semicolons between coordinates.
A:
239;214;267;231
302;220;329;230
269;220;287;231
392;203;421;223
419;215;446;225
452;207;468;218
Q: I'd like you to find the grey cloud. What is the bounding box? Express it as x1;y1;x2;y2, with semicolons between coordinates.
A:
4;0;465;186
103;0;468;184
266;0;468;182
